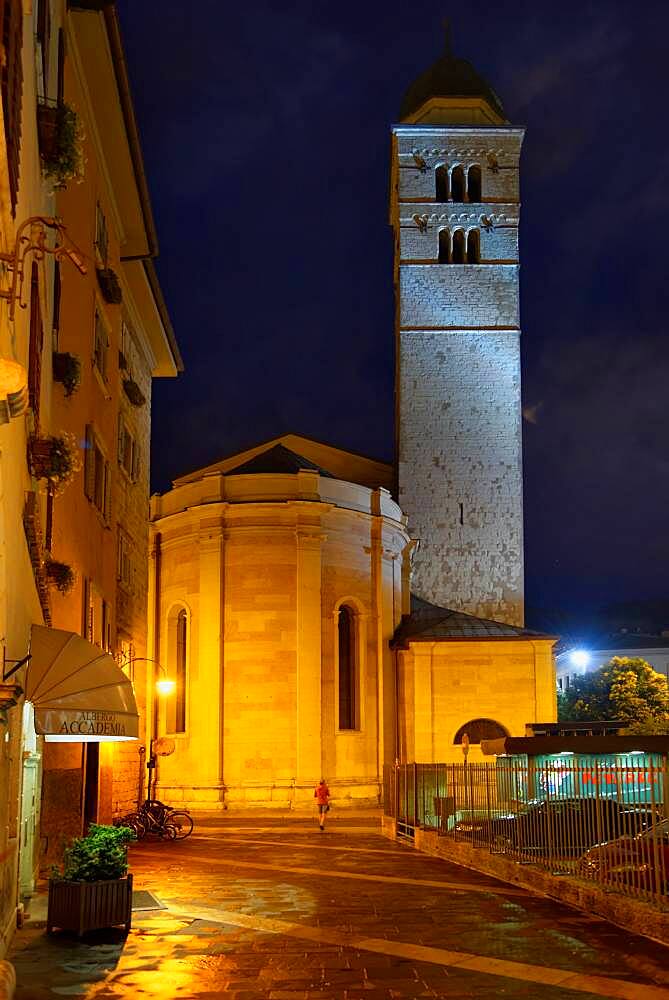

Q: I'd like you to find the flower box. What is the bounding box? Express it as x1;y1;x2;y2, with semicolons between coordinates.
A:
47;873;133;937
123;378;146;407
52;352;81;397
96;268;123;304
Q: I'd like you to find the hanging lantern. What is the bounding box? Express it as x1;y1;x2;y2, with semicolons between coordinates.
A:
0;358;28;424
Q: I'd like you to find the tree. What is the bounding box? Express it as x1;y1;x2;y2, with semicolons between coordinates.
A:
558;657;669;735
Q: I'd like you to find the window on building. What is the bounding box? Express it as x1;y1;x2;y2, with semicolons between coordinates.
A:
36;0;51;100
84;424;112;522
118;417;140;481
450;165;466;202
167;608;187;734
28;264;43;423
1;0;23;213
93;309;109;381
453;719;508;745
52;261;61;346
438;229;450;264
435;164;449;202
117;530;132;589
467;230;480;263
451;229;466;264
82;578;107;649
94;202;109;266
467;165;482;202
338;605;358;730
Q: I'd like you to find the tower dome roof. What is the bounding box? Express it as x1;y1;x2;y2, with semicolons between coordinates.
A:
400;25;504;122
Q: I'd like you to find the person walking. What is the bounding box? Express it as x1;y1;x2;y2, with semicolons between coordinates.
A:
314;778;330;831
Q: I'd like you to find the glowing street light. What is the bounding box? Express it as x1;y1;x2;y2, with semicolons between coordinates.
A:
155;672;176;696
569;649;590;669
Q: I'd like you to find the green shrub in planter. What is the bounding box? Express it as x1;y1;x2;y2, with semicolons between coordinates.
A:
56;824;135;882
48;825;135;936
52;352;82;396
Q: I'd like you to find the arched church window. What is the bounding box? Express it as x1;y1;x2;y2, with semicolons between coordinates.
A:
438;229;451;264
167;607;188;734
467;230;480;263
452;230;466;264
338;605;358;730
453;719;508;745
435;165;449;202
451;165;466;202
467;165;482;202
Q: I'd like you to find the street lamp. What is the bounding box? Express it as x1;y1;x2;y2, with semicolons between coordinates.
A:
569;650;590;670
116;655;175;803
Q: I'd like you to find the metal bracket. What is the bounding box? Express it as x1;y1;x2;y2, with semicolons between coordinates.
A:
3;650;31;682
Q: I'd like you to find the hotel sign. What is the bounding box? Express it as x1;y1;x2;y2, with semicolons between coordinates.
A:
35;708;139;741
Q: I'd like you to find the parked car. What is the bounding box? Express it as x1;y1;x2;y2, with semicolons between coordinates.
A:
455;797;659;857
578;817;669;892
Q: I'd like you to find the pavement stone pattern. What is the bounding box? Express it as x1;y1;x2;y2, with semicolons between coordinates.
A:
9;814;669;999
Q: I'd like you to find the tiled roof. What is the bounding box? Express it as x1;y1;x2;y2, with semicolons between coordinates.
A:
391;595;553;647
225;444;334;478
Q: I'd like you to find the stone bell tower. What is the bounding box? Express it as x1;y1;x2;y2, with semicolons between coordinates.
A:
391;30;525;626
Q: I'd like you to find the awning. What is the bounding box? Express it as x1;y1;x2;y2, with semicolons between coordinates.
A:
26;625;139;741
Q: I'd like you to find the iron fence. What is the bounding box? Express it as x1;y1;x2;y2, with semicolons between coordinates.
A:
384;759;669;909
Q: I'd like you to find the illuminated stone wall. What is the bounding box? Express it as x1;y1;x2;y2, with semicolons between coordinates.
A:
398;639;557;764
150;471;408;809
392;124;525;626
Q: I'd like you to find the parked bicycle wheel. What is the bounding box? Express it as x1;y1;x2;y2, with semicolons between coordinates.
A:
168;811;194;839
160;822;178;840
116;813;146;840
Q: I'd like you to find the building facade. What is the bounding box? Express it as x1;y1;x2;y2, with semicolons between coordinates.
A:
0;0;65;957
39;2;181;864
0;0;180;958
392;36;525;627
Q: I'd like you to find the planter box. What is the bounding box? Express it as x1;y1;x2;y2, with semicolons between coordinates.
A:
47;873;133;936
96;267;123;304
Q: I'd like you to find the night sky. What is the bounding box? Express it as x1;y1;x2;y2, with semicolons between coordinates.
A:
116;1;669;622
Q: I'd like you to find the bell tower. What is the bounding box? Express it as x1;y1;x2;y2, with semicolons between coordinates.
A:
391;30;525;625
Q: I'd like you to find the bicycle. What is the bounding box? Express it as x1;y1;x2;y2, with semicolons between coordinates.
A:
116;799;194;841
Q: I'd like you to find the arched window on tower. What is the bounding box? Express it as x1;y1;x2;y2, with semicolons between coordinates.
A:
452;230;466;264
467;230;480;263
167;607;188;734
435;165;449;202
451;165;466;202
453;719;508;745
467;165;482;202
438;229;451;264
338;605;358;730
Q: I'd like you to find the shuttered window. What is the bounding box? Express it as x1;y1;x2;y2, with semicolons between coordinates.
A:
84;423;112;523
28;264;43;423
1;0;23;213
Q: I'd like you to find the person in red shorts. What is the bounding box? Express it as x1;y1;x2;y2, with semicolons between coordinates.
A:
314;778;330;831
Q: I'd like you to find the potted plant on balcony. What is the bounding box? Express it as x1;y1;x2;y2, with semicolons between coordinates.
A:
96;268;123;305
48;824;135;937
52;352;82;397
45;559;75;596
39;101;85;188
122;378;146;407
29;431;81;488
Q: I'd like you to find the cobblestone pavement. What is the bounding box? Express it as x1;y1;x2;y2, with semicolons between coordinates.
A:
9;814;669;999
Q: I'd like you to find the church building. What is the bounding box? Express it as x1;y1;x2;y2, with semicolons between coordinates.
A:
147;37;557;810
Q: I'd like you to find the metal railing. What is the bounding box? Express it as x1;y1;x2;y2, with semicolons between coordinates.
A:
384;760;669;909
